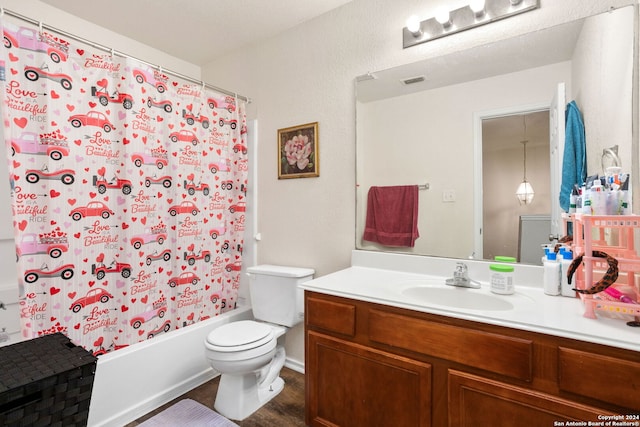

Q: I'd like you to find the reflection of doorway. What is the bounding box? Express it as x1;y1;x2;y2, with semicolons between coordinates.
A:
479;110;551;262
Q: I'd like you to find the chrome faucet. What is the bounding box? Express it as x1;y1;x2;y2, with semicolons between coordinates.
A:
445;262;481;289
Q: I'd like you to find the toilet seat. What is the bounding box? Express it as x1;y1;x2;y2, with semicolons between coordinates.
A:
206;320;274;352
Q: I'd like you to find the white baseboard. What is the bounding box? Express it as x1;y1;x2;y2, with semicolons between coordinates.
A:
284;356;305;374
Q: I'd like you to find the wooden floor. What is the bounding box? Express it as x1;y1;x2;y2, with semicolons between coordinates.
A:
125;367;306;427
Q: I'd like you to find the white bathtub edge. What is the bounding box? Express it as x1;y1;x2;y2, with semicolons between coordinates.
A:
95;367;220;427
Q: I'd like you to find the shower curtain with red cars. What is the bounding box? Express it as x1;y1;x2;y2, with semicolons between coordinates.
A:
0;17;247;355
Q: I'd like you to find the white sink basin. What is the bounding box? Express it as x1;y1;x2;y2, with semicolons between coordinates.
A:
402;286;514;311
397;279;534;312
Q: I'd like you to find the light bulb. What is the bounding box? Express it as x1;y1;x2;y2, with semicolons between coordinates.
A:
406;15;422;36
469;0;486;16
435;9;451;27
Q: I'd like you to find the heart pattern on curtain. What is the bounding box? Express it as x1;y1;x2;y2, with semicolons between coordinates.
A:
0;18;248;355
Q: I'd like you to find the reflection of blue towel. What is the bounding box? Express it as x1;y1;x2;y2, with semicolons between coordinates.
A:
559;101;586;212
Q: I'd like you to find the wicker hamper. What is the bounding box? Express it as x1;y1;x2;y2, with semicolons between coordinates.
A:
0;333;97;427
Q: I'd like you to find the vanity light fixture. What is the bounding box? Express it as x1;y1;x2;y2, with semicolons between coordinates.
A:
516;116;534;205
403;0;539;49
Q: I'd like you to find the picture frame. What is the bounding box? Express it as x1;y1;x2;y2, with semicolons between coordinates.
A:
278;122;319;179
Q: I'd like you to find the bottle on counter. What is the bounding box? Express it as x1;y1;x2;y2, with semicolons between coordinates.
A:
569;185;579;214
590;180;605;215
541;245;551;265
490;264;514;295
543;252;560;296
559;250;576;297
582;186;591;214
620;174;630;214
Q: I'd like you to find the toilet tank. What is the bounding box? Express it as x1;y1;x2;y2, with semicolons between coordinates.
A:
246;265;314;327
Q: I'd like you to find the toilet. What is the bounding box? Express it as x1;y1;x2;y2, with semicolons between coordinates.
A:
204;264;314;421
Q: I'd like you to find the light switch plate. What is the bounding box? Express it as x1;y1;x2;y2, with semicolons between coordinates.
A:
442;190;456;202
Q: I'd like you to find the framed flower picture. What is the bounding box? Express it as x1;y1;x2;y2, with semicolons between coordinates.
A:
278;122;319;179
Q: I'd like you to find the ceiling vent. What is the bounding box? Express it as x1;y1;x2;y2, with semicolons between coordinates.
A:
401;75;426;85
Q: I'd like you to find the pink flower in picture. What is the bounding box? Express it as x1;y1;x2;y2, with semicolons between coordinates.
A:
284;134;312;170
278;122;318;179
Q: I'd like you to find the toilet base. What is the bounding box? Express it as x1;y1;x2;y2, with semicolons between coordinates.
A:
213;347;287;421
214;374;284;421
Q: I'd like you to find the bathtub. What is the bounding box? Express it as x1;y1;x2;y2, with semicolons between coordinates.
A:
88;304;253;427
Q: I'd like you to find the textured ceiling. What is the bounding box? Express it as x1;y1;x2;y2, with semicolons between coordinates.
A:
40;0;353;65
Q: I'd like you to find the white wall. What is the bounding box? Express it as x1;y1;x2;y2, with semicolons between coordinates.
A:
0;0;199;77
572;6;635;175
201;0;637;364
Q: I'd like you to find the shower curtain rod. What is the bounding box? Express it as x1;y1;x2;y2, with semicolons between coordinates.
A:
0;7;251;103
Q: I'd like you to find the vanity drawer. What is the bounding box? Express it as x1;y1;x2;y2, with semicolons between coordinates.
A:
305;295;356;337
368;309;533;381
558;347;640;409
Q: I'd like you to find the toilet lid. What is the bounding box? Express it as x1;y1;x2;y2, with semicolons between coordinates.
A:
206;320;274;352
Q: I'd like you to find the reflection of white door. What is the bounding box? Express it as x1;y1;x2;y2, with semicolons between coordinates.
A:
549;83;566;241
474;83;566;261
475;106;548;259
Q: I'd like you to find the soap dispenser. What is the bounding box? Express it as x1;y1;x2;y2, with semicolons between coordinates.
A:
560;251;576;297
543;252;560;296
590;180;605;215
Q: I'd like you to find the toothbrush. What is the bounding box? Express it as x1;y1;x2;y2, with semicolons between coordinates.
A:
603;287;637;304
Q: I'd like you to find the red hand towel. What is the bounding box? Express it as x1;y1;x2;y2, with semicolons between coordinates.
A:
363;185;419;247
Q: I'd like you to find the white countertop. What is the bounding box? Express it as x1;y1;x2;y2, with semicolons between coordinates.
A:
300;251;640;353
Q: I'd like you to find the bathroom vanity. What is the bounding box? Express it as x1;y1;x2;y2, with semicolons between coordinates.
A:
302;252;640;427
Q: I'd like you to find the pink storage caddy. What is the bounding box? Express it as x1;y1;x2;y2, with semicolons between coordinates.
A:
564;214;640;321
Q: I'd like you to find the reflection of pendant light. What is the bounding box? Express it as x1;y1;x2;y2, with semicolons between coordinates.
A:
516;115;534;205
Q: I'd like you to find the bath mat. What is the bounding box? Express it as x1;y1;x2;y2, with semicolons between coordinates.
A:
138;399;239;427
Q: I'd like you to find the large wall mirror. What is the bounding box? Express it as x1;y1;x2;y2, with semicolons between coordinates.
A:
356;5;637;265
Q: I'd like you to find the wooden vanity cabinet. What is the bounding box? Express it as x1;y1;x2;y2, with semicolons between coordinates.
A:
305;291;640;427
307;332;432;427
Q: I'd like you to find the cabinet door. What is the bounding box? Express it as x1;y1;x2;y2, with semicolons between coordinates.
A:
558;346;640;410
306;331;432;427
448;370;614;426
